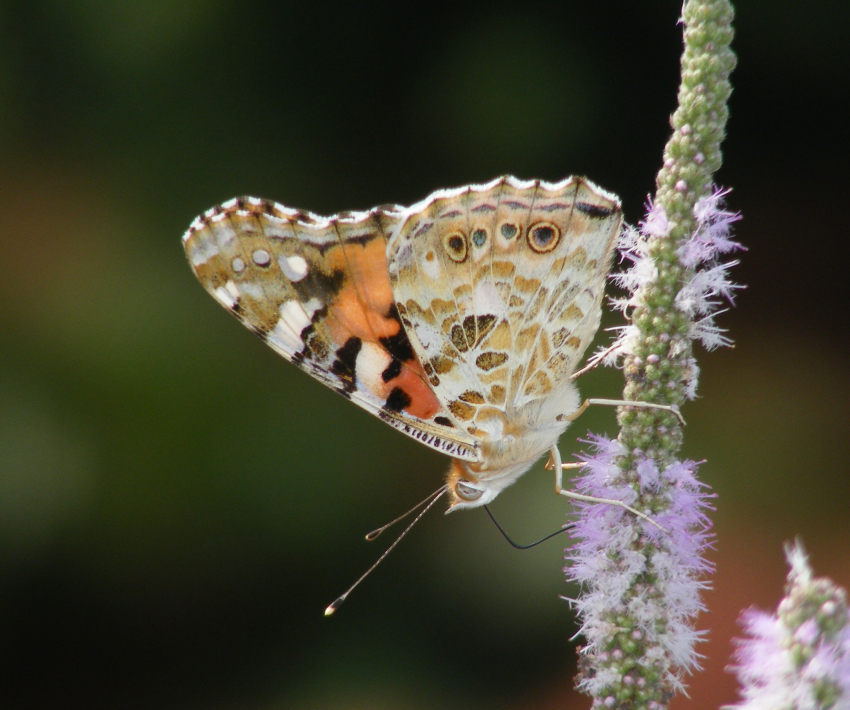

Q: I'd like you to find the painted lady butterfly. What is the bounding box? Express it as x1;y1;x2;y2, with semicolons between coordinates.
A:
183;176;622;511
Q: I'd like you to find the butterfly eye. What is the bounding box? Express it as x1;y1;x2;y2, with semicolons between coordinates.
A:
526;221;561;253
455;479;483;501
443;231;468;263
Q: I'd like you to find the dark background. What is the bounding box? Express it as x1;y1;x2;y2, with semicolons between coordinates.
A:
1;1;848;708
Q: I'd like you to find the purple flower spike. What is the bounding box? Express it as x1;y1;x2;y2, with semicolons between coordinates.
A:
597;190;743;395
565;437;715;699
565;1;736;708
729;542;850;710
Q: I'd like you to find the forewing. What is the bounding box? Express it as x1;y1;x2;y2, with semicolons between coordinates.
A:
183;197;479;461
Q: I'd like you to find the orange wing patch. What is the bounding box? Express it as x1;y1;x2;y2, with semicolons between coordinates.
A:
182;198;453;448
318;236;442;421
324;237;396;342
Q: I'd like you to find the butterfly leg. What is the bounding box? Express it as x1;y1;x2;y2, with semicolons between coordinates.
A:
564;398;685;426
546;446;668;533
569;341;622;380
544;452;585;473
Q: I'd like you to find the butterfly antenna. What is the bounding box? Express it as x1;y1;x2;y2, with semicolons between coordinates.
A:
324;485;448;616
483;504;571;550
365;484;449;542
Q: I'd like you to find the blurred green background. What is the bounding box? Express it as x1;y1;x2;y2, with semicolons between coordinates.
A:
1;1;848;708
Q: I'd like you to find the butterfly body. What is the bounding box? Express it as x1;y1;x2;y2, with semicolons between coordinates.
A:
183;176;622;509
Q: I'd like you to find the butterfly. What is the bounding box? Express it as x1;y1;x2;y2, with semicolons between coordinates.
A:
183;175;623;511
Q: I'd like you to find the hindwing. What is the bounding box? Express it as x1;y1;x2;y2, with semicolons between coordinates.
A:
386;176;622;442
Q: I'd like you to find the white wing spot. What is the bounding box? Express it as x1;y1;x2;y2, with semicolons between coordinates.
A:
213;280;240;309
279;254;309;281
266;300;313;353
473;282;503;314
301;296;324;319
187;237;219;266
268;319;303;353
252;249;271;266
279;300;311;333
231;257;245;273
422;251;441;280
355;341;392;394
239;281;263;299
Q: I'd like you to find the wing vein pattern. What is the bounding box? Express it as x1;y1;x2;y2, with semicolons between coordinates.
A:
183;198;479;461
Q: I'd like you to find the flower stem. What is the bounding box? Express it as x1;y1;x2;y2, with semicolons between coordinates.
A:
568;3;737;709
619;0;736;462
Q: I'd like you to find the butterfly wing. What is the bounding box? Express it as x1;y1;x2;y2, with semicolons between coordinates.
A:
183;197;479;462
386;176;622;442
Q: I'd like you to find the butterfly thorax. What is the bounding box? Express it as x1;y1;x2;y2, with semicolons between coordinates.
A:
445;378;581;509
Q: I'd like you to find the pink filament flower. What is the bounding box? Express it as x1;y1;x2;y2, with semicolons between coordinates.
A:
564;436;715;696
729;543;850;710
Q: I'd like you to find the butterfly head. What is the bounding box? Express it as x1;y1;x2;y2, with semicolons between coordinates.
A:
445;458;530;511
444;387;581;511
